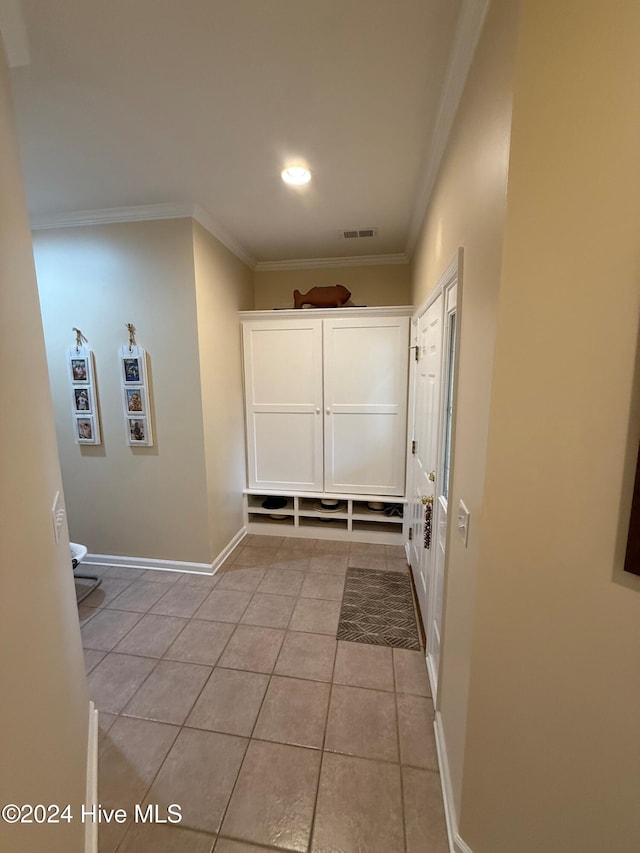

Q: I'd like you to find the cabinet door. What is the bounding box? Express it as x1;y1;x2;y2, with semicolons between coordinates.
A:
243;319;323;491
323;316;409;495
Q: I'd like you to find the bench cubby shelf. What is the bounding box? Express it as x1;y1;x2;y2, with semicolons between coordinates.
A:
244;490;406;545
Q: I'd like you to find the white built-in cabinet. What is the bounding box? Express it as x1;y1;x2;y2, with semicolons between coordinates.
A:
243;315;325;491
240;307;411;543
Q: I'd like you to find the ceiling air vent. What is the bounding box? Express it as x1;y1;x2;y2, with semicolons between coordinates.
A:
342;227;378;239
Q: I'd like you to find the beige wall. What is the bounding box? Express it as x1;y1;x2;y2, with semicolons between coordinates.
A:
411;0;519;819
0;43;87;852
192;220;254;557
34;219;212;564
460;2;640;851
254;263;411;309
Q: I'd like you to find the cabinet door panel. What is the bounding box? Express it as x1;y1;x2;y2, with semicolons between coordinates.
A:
250;327;318;404
327;413;399;493
331;325;401;405
252;412;320;488
243;320;323;491
323;317;409;495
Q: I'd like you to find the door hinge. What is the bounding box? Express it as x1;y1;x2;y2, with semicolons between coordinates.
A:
408;528;413;541
411;440;416;455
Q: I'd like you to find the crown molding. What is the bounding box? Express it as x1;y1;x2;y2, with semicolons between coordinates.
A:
0;0;30;67
191;204;256;269
30;202;194;230
30;202;256;269
255;253;409;272
29;202;406;273
405;0;490;256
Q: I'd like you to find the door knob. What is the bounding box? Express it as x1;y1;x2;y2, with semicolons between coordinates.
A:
421;495;433;505
428;471;436;482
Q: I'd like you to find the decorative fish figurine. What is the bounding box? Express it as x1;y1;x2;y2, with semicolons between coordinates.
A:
293;284;351;309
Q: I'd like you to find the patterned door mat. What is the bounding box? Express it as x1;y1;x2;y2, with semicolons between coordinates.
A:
337;567;422;650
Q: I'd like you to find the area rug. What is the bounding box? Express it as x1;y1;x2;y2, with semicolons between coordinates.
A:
337;567;422;650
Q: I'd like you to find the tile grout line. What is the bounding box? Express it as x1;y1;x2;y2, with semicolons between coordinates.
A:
86;581;205;659
306;576;341;853
209;617;284;842
190;543;289;844
211;540;337;849
111;581;254;853
105;570;184;607
86;539;410;852
111;716;183;853
394;650;409;853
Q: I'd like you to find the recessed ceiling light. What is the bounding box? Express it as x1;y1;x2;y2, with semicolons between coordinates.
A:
281;166;311;186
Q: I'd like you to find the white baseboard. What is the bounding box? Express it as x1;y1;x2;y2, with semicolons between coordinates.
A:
83;552;213;573
85;701;98;853
82;526;247;576
211;526;247;572
426;654;439;705
434;711;475;853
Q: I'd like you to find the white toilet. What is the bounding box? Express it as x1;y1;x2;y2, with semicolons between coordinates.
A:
70;541;87;567
70;542;100;603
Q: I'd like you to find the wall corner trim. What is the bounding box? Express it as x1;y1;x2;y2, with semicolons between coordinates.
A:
29;201;257;270
0;0;30;67
211;526;248;572
405;0;490;255
84;701;99;853
434;711;475;853
191;204;256;270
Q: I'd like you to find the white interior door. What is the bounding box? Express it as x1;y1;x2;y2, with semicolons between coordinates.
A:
243;319;323;490
428;289;457;689
323;316;409;495
409;296;443;630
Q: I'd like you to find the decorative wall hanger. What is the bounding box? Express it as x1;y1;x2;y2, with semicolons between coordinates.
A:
422;494;433;550
67;328;101;444
120;323;153;446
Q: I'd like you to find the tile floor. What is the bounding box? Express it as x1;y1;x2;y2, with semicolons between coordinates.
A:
79;535;449;853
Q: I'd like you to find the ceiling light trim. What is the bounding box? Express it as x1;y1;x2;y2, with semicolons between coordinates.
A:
281;166;312;186
255;253;409;272
30;202;256;269
405;0;490;256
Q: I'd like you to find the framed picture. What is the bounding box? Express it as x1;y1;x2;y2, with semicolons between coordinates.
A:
76;416;95;443
127;417;148;444
70;357;89;384
120;344;153;446
125;387;144;414
67;344;101;444
123;356;142;384
73;386;92;414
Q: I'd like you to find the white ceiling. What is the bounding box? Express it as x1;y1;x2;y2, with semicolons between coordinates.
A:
7;0;474;266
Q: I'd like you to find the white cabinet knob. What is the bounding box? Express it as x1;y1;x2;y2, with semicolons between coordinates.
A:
316;407;320;414
326;408;331;415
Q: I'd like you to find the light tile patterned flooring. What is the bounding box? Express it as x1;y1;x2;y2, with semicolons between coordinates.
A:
79;535;448;853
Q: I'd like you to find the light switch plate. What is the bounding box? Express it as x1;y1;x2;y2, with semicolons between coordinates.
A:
457;499;469;546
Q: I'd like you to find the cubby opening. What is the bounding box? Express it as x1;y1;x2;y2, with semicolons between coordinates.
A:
243;490;406;545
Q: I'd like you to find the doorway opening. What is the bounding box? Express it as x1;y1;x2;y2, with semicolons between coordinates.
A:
406;250;461;699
